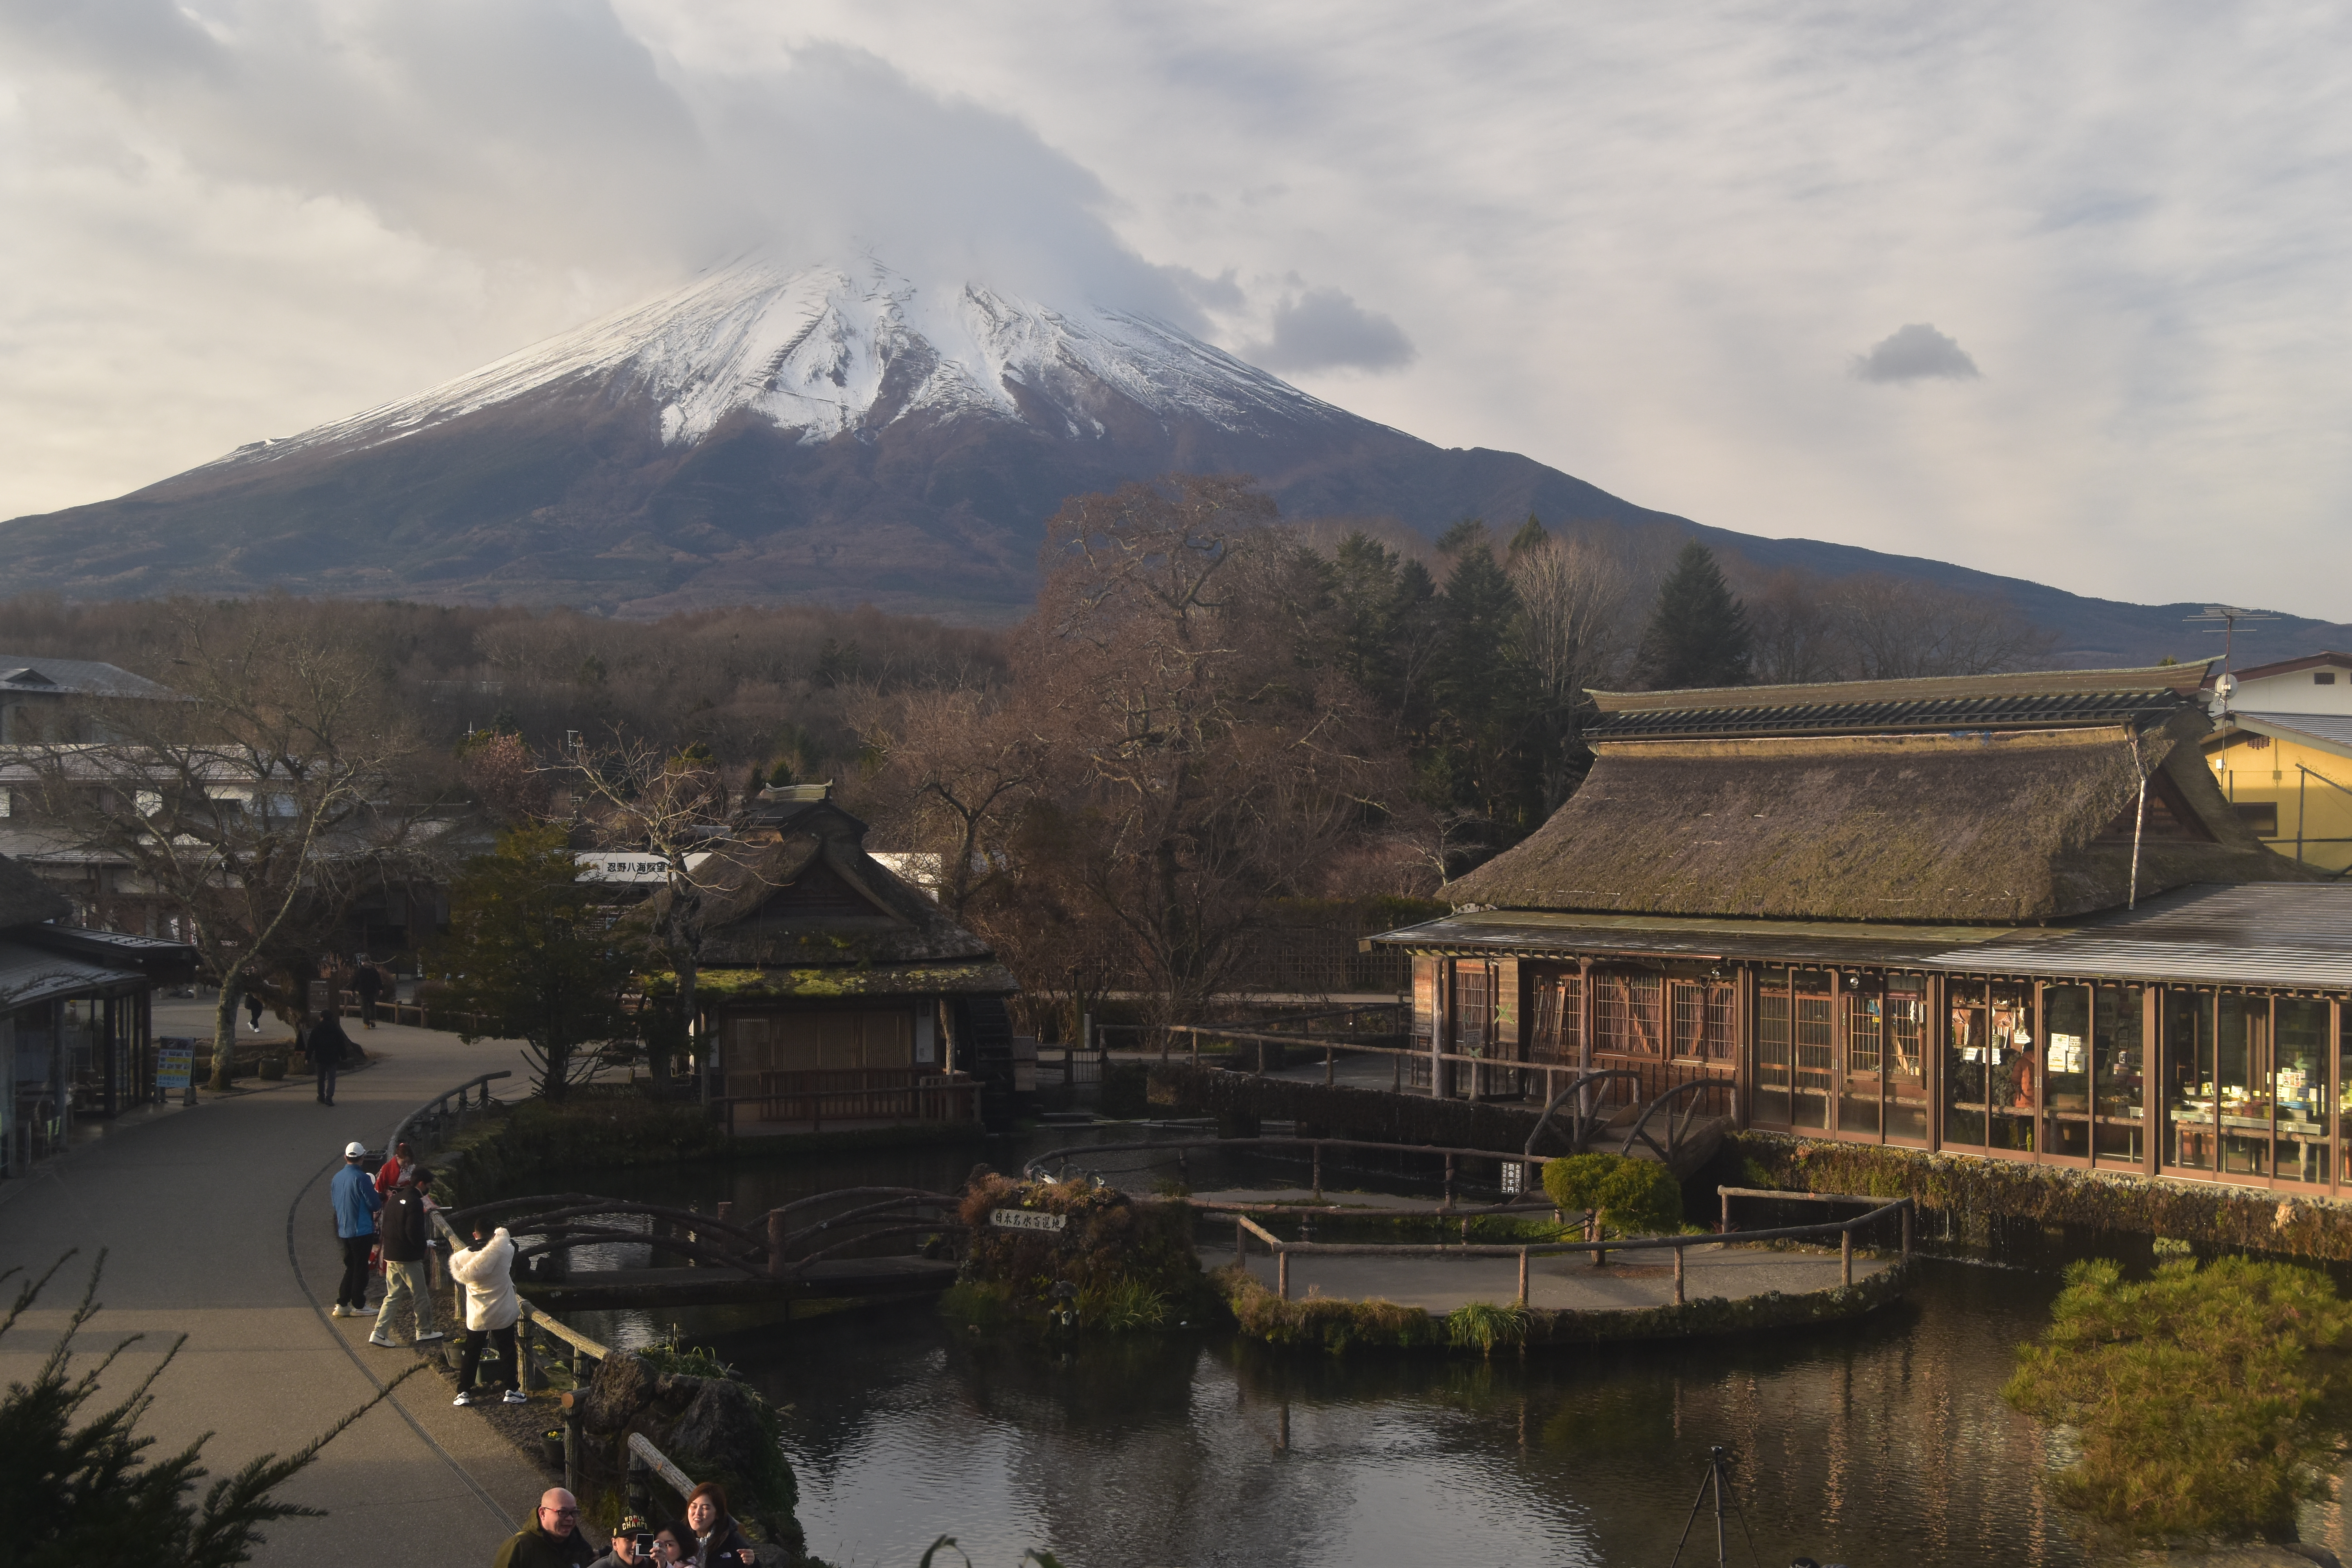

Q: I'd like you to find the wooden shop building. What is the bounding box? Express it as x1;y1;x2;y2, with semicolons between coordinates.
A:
1373;663;2352;1195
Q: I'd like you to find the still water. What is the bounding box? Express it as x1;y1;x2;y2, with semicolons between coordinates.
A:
546;1138;2352;1567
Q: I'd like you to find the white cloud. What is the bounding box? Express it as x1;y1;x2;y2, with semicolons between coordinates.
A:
1243;286;1415;374
2;2;2351;618
1852;324;1981;384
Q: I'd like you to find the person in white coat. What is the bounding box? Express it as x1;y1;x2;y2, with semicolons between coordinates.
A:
448;1225;525;1406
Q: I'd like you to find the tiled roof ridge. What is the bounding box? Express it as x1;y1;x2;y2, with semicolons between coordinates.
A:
1591;660;2214;715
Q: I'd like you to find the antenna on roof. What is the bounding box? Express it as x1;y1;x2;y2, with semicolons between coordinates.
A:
2183;606;2281;673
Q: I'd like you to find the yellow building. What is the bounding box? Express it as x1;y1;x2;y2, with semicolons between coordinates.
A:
2203;651;2352;874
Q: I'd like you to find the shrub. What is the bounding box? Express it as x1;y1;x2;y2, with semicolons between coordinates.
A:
1445;1301;1529;1356
2004;1256;2352;1544
1222;1270;1441;1354
1078;1276;1170;1331
1540;1153;1683;1235
957;1177;1212;1329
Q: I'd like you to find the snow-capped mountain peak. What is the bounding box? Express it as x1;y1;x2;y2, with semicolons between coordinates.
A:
209;257;1347;470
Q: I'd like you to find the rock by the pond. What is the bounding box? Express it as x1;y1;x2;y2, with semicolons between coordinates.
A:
575;1351;802;1559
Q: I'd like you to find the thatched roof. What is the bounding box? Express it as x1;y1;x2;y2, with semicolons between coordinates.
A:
1446;713;2323;924
644;799;1011;995
0;853;69;928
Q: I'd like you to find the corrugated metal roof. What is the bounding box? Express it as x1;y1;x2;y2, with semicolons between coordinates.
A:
0;939;146;1009
2233;711;2352;759
1584;691;2187;743
0;655;177;700
1375;884;2352;990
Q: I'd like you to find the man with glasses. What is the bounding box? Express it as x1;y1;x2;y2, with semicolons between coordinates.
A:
491;1488;603;1568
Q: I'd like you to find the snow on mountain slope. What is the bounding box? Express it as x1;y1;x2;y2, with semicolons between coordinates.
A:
206;256;1354;470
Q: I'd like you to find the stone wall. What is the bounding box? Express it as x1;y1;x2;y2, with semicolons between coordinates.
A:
1724;1132;2352;1263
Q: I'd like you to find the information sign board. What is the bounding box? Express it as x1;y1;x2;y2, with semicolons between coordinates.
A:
989;1208;1067;1234
155;1038;195;1091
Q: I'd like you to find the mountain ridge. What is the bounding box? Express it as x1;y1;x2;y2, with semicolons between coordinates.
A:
4;256;2345;662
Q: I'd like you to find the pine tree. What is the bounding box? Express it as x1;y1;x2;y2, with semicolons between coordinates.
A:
1637;541;1753;689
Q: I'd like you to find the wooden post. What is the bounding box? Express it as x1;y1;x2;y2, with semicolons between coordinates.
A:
1841;1227;1853;1288
518;1306;536;1392
1235;1219;1247;1269
1325;1044;1334;1087
1257;1038;1265;1077
1720;1189;1732;1233
1901;1201;1913;1263
1392;1053;1402;1094
1277;1249;1290;1301
767;1209;791;1277
1312;1144;1323;1201
1443;1153;1455;1208
1517;1248;1529;1307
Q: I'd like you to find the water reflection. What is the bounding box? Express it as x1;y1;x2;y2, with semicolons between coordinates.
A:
628;1261;2080;1568
532;1143;2352;1566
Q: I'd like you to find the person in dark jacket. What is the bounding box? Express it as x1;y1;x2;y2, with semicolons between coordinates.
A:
329;1140;383;1318
370;1168;443;1347
683;1484;756;1568
353;956;384;1029
491;1489;601;1568
309;1008;354;1105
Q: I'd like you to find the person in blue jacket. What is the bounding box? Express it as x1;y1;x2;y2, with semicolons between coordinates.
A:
330;1139;383;1318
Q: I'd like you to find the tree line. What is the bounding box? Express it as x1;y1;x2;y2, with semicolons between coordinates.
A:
0;479;2056;1049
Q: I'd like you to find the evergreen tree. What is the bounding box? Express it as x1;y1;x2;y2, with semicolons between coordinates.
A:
1507;514;1550;555
1637;541;1753;689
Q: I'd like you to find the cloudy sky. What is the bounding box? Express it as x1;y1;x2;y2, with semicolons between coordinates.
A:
4;2;2349;615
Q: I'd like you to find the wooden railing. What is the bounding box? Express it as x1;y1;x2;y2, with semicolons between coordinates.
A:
1233;1188;1915;1307
720;1069;979;1134
387;1069;511;1157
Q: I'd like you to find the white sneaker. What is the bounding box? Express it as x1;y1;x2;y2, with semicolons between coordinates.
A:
502;1389;528;1405
329;1304;350;1318
367;1334;394;1347
452;1391;475;1407
415;1329;445;1343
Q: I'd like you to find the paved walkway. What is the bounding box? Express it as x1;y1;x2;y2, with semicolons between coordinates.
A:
1225;1240;1893;1312
0;1008;550;1567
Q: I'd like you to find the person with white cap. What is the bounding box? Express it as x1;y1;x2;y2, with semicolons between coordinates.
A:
330;1139;383;1318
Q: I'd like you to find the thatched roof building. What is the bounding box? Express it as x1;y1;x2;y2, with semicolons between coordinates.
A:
647;788;1015;1000
1446;662;2319;924
641;786;1015;1134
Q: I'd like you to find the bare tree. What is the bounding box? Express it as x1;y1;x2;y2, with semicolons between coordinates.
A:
848;682;1044;920
1012;475;1399;1023
1507;530;1629;811
1746;568;1849;685
27;609;416;1087
558;733;740;1100
1830;574;2058;678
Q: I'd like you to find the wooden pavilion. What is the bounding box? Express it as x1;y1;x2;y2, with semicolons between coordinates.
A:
652;785;1017;1134
1372;662;2352;1196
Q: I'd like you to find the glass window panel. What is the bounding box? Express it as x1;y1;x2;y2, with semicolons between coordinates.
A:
2092;985;2146;1165
2216;993;2270;1178
1986;986;2038;1153
1884;980;1930;1143
1945;982;1987;1148
1755;985;1793;1129
2164;990;2215;1172
2277;997;2329;1185
1840;988;1883;1137
2041;985;2092;1161
1792;973;1832;1131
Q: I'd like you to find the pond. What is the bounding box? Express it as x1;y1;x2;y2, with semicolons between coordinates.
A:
539;1134;2352;1567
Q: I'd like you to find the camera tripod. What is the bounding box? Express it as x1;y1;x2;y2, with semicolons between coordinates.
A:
1667;1445;1759;1567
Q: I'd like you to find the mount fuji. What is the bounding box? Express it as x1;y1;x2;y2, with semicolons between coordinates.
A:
4;256;2344;657
0;256;1708;619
